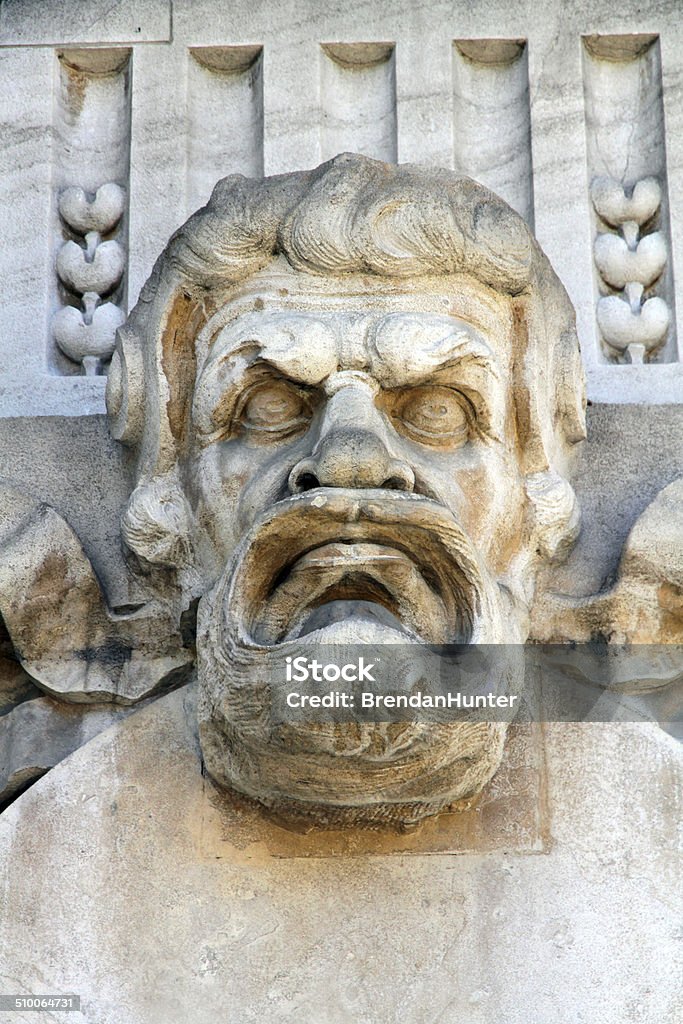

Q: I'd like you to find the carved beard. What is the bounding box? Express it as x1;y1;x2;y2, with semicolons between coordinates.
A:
197;490;525;829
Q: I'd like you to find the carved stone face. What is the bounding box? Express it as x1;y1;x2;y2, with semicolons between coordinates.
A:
192;264;536;826
191;266;526;644
109;155;584;828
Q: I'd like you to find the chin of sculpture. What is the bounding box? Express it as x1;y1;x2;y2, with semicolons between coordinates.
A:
196;487;519;829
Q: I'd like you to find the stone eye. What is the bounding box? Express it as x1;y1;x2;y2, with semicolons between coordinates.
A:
392;386;470;446
240;380;311;436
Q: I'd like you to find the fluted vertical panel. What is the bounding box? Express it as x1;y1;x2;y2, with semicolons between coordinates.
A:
127;44;186;309
320;43;396;163
0;47;53;383
452;39;533;227
527;29;595;376
263;40;321;175
396;32;453;169
187;46;264;214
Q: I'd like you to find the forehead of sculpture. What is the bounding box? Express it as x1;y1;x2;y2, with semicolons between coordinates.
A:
195;257;516;373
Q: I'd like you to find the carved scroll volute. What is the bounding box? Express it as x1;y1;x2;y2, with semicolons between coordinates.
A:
106;323;145;445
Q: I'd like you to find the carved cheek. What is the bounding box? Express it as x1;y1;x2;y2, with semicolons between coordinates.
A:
194;427;316;556
192;442;276;558
444;448;526;564
474;457;527;570
457;463;494;532
193;447;242;553
234;457;290;533
232;435;314;535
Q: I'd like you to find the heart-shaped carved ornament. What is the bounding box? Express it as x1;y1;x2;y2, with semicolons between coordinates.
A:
597;294;669;353
52;302;125;364
591;176;661;227
58;183;125;235
594;231;667;289
56;239;125;295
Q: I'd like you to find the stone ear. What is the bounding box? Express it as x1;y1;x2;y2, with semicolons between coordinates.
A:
106;324;145;445
525;469;581;564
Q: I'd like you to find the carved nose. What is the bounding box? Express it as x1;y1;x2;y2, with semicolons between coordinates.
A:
289;428;415;493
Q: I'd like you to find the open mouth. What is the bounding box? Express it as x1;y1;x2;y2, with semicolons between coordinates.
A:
226;489;485;647
255;542;451;643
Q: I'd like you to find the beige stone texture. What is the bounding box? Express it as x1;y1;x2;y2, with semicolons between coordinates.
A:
0;685;680;1024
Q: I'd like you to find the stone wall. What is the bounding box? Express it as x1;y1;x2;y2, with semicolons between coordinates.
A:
2;0;683;417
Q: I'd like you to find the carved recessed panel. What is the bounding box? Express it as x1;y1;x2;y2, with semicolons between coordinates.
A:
582;34;678;365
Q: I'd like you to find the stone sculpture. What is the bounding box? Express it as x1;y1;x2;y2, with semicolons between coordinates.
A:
3;154;681;828
104;153;586;826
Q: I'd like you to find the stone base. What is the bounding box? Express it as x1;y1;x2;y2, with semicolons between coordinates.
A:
197;720;546;859
0;684;681;1024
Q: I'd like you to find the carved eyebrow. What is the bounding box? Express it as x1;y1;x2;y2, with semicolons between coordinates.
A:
203;312;338;384
369;313;504;440
193;309;505;440
369;312;499;382
192;316;337;439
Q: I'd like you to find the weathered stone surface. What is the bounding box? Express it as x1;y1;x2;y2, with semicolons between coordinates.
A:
2;405;681;608
1;403;679;805
552;403;683;596
0;685;679;1024
0;695;134;808
0;416;132;606
534;474;683;645
0;0;171;45
2;155;680;826
0;4;681;1016
4;0;683;413
0;484;193;703
99;154;586;825
0;633;39;717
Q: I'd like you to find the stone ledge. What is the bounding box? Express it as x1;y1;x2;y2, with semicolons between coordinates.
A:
0;0;171;46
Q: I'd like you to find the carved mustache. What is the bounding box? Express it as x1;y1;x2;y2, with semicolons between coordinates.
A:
196;489;507;791
214;488;495;649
